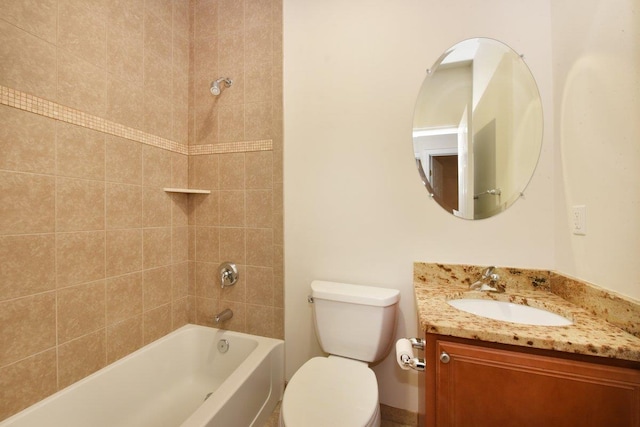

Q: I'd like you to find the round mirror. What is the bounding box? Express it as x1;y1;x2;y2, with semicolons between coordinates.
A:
413;38;543;219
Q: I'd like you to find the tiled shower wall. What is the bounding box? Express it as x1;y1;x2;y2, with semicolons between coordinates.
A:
0;0;283;421
187;0;284;338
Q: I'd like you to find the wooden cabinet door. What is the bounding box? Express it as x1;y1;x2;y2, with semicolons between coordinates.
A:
431;339;640;427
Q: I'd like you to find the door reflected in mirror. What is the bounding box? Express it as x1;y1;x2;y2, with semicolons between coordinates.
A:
413;38;543;219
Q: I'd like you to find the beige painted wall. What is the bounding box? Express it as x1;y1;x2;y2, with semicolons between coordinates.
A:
551;0;640;301
284;0;555;412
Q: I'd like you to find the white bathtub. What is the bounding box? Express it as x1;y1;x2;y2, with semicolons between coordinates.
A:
0;324;284;427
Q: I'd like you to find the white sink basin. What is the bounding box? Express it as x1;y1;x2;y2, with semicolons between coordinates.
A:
447;298;573;326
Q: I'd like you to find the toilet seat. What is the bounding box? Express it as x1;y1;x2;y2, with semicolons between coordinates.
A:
280;356;380;427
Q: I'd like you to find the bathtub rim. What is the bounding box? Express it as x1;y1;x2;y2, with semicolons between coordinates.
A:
0;324;284;427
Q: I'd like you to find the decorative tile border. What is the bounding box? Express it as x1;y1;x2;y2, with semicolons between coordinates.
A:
189;139;273;155
0;85;272;155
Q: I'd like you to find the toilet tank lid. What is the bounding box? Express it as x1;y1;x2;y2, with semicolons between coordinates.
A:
311;281;400;307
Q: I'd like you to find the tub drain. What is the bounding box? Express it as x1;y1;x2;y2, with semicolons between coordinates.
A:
203;392;213;402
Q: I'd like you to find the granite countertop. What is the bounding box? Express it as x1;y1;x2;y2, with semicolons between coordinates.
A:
414;263;640;363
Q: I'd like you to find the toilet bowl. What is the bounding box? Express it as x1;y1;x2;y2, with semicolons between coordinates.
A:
279;357;380;427
280;281;400;427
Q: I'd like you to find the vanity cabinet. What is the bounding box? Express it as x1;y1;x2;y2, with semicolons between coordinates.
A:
419;333;640;427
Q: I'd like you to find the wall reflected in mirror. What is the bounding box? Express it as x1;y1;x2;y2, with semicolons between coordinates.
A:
413;38;543;219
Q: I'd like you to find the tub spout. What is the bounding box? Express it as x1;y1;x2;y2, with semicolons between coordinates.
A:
214;308;233;324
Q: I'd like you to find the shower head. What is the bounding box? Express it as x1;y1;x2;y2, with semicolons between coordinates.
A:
210;77;233;96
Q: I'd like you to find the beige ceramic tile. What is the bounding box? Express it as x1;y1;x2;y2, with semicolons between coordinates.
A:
172;262;189;300
0;171;55;235
245;63;272;103
145;0;172;25
106;272;143;325
106;229;143;276
170;193;189;227
246;266;274;306
194;296;219;327
219;227;246;264
143;12;172;63
194;0;218;40
0;234;56;301
245;151;273;189
143;304;172;344
0;105;56;174
0;292;56;366
143;266;172;310
106;183;143;229
144;92;173;140
246;190;273;228
245;25;272;65
142;227;172;268
189;155;218;189
0;20;58;100
217;104;245;142
219;153;244;190
172;0;190;36
106;76;145;130
219;190;245;226
194;261;221;300
217;300;245;333
143;51;172;97
0;349;57;421
172;297;189;329
194;226;220;263
246;228;273;267
172;226;189;263
57;50;107;118
246;304;273;337
56;231;106;288
193;192;219;226
273;307;284;340
245;102;272;140
142;145;172;188
108;0;144;30
194;102;219;145
56;177;105;232
273;210;283;246
142;187;171;227
56;122;105;180
106;23;144;84
245;0;272;29
173;35;190;79
57;281;106;343
0;0;58;43
193;35;217;89
171;153;189;188
106;315;143;363
57;330;106;389
173;102;189;144
105;135;142;185
218;0;244;33
57;0;107;68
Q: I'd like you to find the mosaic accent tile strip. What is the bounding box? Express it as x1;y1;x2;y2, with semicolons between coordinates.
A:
0;85;272;155
188;139;273;155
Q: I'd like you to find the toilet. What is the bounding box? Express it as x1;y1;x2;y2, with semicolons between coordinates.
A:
280;280;400;427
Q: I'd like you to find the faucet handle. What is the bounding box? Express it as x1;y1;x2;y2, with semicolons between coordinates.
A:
219;262;238;288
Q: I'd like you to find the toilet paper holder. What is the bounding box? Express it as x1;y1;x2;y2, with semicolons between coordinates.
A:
397;338;426;372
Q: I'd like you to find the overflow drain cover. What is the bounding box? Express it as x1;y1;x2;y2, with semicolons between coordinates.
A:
217;339;229;353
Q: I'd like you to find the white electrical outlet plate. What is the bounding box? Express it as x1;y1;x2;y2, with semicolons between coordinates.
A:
572;205;587;235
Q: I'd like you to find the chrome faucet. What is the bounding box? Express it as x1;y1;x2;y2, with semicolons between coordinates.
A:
469;266;505;293
214;308;233;324
219;262;238;288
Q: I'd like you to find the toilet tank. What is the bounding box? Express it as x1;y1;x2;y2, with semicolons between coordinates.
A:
311;281;400;363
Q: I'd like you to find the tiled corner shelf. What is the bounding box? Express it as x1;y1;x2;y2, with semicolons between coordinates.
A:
163;188;211;194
